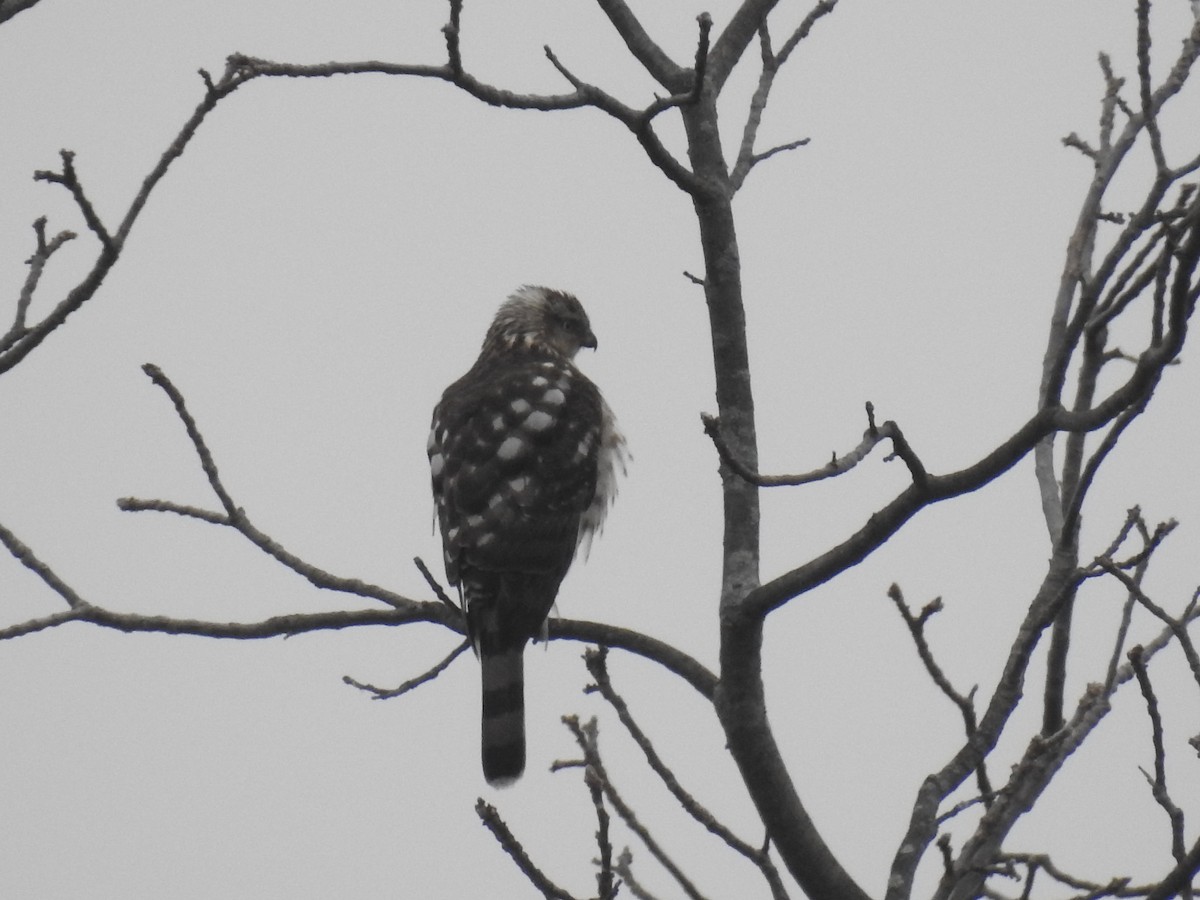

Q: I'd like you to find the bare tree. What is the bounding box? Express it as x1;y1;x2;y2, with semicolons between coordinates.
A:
4;2;1200;898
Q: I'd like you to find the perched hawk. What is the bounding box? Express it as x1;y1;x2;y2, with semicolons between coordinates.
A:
428;286;625;786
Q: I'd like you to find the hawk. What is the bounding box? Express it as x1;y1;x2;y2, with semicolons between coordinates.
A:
428;286;625;786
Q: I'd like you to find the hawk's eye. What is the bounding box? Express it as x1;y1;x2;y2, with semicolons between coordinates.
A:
552;309;578;334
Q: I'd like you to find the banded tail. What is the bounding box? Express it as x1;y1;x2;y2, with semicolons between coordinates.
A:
480;646;525;786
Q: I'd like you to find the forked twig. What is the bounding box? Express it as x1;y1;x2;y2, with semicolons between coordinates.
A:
120;363;412;611
33;150;115;254
1;217;75;353
559;715;709;900
583;647;789;899
888;586;994;805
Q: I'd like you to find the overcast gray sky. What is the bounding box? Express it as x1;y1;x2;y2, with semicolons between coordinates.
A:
3;2;1200;897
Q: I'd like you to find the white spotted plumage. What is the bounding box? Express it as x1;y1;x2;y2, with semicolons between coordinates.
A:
427;285;624;786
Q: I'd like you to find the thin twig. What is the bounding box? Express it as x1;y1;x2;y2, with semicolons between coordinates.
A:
118;493;410;610
998;853;1137;897
0;607;85;640
1129;645;1187;863
561;715;709;900
1;218;75;353
117;498;228;525
121;364;411;610
0;62;255;378
584;764;618;900
1062;131;1099;160
414;555;460;614
888;586;994;805
702;404;927;489
614;848;661;900
1102;513;1153;693
0;518;89;609
139;363;237;517
1136;0;1168;173
1102;561;1200;691
583;647;790;899
0;603;446;643
33;150;115;254
936;791;1004;827
343;640;470;699
226;10;709;196
729;0;837;190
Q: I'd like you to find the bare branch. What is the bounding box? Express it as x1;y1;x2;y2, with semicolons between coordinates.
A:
1041;24;1200;419
751;319;1200;619
944;685;1114;899
730;0;837;190
0;218;75;353
224;23;711;195
707;0;785;92
614;849;663;900
117;363;417;609
1129;645;1187;863
442;0;463;76
935;791;1004;827
6;6;1198;898
1136;0;1168;173
638;14;712;122
1101;512;1153;692
117;498;228;526
583;648;790;900
1145;836;1200;900
6;470;708;703
583;764;619;900
594;0;689;92
0;602;451;642
1103;562;1200;691
702;402;926;489
0;608;85;641
888;586;994;805
476;799;581;900
343;640;470;699
997;854;1139;897
0;61;254;377
413;555;461;614
774;0;840;65
33;150;115;253
934;588;1200;900
549;619;717;701
543;44;587;90
1062;131;1099;160
561;715;709;900
1059;379;1152;542
138;363;237;517
0;517;89;609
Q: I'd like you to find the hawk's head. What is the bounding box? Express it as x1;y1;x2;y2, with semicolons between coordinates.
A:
485;286;598;359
